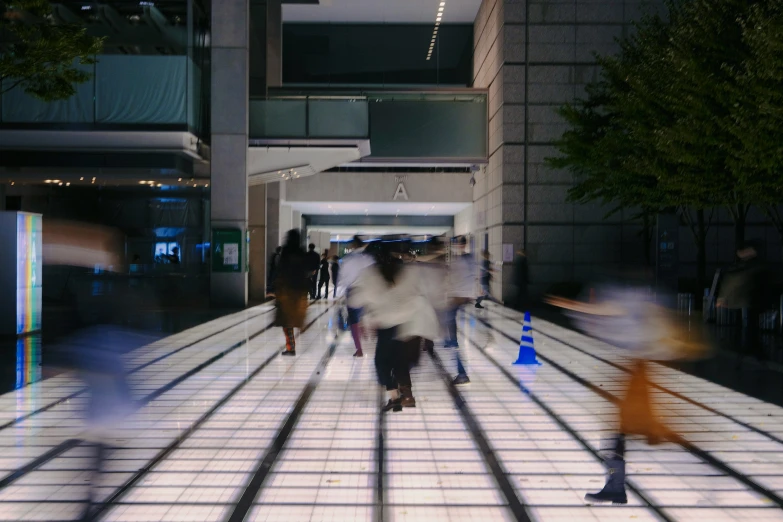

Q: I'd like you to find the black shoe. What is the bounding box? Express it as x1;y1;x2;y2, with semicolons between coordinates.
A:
475;303;484;309
585;458;627;504
452;374;471;386
381;398;402;413
281;349;296;356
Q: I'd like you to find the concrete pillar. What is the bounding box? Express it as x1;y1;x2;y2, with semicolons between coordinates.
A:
266;0;282;87
210;0;249;308
472;0;655;301
248;184;266;301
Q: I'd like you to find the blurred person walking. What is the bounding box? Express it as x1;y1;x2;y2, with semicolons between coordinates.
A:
341;236;375;357
275;230;310;356
352;239;438;411
267;246;281;295
445;236;477;385
331;255;340;298
317;252;330;299
305;243;320;300
513;250;529;311
475;250;498;308
734;243;767;365
547;275;708;505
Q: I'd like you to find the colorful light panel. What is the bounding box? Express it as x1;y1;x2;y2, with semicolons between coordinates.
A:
16;213;42;335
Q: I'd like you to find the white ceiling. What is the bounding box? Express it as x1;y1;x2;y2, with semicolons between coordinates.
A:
289;201;470;216
283;0;482;23
310;226;453;237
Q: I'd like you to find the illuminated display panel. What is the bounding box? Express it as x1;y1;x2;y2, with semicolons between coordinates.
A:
16;213;42;335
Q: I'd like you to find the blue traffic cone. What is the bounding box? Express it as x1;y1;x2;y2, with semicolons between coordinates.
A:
513;312;541;365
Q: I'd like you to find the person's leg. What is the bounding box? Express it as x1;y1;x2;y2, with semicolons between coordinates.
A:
282;327;296;354
348;307;364;357
310;276;317;299
445;304;469;384
325;278;330;299
585;434;627;504
375;328;401;412
397;338;418;407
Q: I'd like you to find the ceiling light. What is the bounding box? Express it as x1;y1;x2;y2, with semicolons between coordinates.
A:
436;16;441;21
66;183;70;186
438;7;444;12
157;184;162;187
139;180;147;184
58;183;63;186
205;184;209;187
435;21;440;26
79;177;84;181
440;1;445;5
10;182;13;186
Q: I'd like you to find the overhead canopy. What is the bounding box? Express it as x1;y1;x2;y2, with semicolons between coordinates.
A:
247;141;370;184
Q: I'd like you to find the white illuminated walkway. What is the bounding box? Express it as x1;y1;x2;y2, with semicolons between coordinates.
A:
0;301;782;522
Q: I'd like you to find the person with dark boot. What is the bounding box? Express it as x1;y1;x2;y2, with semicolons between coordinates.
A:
305;243;320;300
275;230;309;356
316;253;330;299
352;238;437;412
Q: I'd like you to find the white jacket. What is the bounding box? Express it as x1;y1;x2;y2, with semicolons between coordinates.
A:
351;264;439;341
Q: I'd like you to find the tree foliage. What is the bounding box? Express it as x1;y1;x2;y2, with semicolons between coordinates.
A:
1;0;103;101
548;0;783;278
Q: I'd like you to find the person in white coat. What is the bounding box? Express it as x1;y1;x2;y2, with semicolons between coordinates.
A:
352;239;438;411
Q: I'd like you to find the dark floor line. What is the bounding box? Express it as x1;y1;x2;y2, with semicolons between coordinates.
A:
0;308;274;433
426;349;533;522
90;307;333;521
482;307;783;447
465;316;783;510
128;308;274;377
225;330;344;522
0;438;81;489
458;325;674;521
0;309;291;494
376;386;385;522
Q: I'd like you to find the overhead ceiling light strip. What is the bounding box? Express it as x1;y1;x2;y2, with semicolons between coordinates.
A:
426;0;445;60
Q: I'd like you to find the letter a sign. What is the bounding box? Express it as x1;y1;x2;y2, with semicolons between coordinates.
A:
393;182;409;201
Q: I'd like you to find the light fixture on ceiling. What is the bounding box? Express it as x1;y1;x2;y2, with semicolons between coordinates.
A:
427;0;445;60
79;177;84;181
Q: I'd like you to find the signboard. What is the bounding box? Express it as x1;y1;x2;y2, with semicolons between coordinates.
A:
212;228;243;273
502;243;515;263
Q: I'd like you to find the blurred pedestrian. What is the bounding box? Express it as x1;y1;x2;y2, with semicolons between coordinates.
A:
331;255;340;298
305;243;320;300
513;250;529;311
275;230;310;356
342;236;375;357
546;273;709;505
267;246;281;295
317;252;330;299
734;243;767;365
445;236;477;385
475;250;498;308
352;238;438;411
